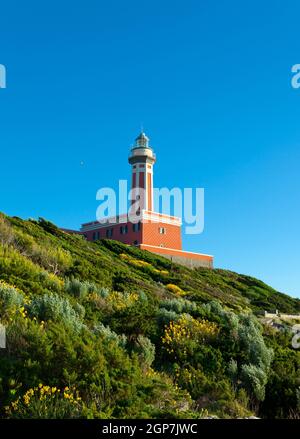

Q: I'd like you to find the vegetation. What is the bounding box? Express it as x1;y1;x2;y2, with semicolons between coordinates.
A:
0;213;299;418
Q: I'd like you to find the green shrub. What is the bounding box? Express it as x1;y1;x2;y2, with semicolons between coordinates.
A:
157;308;180;326
241;364;268;401
65;278;109;301
6;385;84;419
200;301;274;405
93;323;127;348
73;302;86;320
0;281;24;313
28;293;84;331
0;214;15;246
133;335;155;367
96;287;110;298
160;298;197;315
65;278;89;299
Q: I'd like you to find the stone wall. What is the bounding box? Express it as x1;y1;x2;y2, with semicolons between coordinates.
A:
149;251;213;269
264;311;300;320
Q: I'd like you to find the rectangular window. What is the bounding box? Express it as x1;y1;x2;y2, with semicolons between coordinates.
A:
132;222;141;232
120;225;128;235
159;227;166;235
106;228;113;238
93;231;100;240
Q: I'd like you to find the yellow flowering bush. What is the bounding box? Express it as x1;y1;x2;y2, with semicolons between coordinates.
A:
159;270;169;276
120;253;151;268
6;385;83;419
0;280;29;321
119;253;169;276
106;290;139;311
166;283;186;296
19;306;28;319
44;272;65;291
145;367;161;379
86;287;138;312
162;314;219;358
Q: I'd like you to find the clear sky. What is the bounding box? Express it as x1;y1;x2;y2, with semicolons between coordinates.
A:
0;1;300;297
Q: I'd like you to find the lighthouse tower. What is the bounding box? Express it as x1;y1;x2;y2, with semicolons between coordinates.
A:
79;131;213;269
128;132;156;212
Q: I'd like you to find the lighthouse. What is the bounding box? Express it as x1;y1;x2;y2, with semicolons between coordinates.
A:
79;131;213;269
128;132;156;212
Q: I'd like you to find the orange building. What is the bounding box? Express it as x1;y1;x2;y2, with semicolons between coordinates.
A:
80;132;213;269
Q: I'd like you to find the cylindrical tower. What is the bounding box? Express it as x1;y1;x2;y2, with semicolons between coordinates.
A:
128;132;156;212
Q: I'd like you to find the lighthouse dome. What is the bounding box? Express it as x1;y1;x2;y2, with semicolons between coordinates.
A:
135;131;150;148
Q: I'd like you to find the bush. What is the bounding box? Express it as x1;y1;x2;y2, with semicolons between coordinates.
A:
157;308;180;326
37;271;63;293
65;278;110;301
166;284;186;296
201;301;274;405
106;291;139;311
161;314;219;361
96;287;110;298
241;364;268;401
6;385;83;419
0;214;14;246
65;278;89;299
28;293;84;331
93;323;127;348
29;244;72;276
73;302;86;320
133;335;155;367
0;280;24;313
160;298;197;315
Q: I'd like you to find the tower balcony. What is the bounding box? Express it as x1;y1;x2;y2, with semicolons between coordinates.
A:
128;147;156;164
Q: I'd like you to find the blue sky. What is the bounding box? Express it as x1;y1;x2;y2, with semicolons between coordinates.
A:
0;1;300;297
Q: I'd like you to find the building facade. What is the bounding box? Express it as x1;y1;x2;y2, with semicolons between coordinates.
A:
80;132;213;269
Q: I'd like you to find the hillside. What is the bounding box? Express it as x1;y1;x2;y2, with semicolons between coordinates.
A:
0;213;299;419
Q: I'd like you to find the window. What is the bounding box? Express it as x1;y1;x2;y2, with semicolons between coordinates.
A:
132;222;141;232
106;228;113;238
93;231;100;240
120;225;128;235
159;227;167;235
